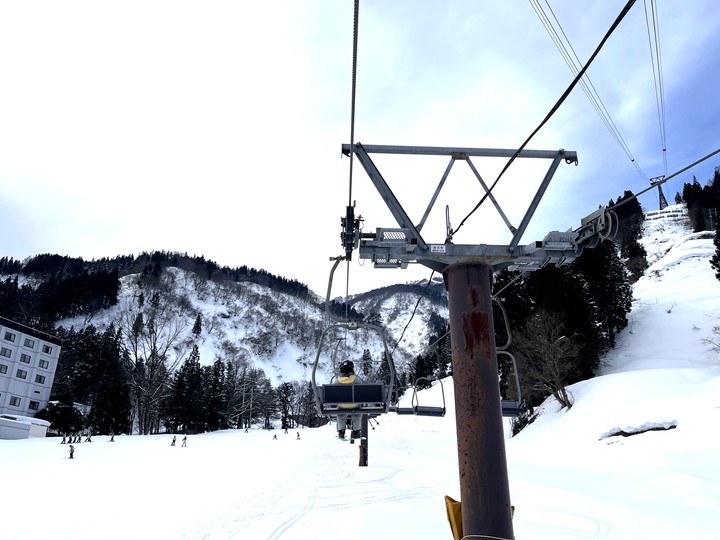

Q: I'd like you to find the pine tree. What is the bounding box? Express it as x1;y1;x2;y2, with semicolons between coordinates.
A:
87;326;132;435
192;314;202;338
525;264;603;381
573;239;633;347
711;216;720;281
612;191;648;280
361;349;373;376
203;360;226;431
164;346;205;434
277;382;295;429
299;381;322;428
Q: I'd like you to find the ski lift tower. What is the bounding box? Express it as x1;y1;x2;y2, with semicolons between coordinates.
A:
650;175;669;210
342;142;617;540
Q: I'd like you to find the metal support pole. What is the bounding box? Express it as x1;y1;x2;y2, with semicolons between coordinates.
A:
443;263;514;539
359;414;369;467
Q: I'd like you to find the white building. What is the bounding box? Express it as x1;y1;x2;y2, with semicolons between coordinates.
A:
0;414;51;439
0;316;62;420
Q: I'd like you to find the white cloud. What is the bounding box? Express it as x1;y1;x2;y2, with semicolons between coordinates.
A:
2;0;719;295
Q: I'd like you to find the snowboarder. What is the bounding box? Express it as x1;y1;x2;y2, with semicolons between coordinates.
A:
171;436;176;447
181;435;187;447
68;444;75;459
109;433;115;442
84;433;92;443
272;434;277;440
296;432;301;440
61;435;66;444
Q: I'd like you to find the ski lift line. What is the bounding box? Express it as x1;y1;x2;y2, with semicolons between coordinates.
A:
643;0;668;176
608;146;720;212
529;0;649;182
390;270;436;357
452;0;638;240
344;0;360;316
491;272;524;302
347;0;360;208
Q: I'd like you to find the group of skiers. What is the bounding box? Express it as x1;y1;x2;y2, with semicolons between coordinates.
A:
272;430;301;440
60;433;91;444
170;435;187;447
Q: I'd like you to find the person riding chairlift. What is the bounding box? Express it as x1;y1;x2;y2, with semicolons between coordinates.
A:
337;360;358;440
338;360;356;384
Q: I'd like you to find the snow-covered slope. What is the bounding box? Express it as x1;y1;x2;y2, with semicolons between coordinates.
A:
2;208;719;539
57;265;444;385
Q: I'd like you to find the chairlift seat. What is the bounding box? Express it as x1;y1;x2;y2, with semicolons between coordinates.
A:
414;405;446;417
394;406;415;415
501;400;528;418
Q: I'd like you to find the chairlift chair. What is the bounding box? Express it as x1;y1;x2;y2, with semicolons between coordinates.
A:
395;376;446;417
311;320;397;419
498;350;530;418
492;296;532;418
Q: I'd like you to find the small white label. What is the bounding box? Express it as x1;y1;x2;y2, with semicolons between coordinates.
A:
430;245;447;253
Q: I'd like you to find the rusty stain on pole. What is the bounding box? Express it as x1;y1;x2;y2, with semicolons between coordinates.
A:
444;263;514;539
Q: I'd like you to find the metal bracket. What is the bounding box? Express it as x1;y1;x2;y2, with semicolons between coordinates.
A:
343;143;616;272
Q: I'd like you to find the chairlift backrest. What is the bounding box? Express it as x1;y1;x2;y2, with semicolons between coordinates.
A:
311;320;396;417
406;376;446;417
497;350;530;418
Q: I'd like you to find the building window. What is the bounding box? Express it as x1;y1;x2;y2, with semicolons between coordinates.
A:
16;369;28;380
24;338;36;348
42;344;53;354
0;347;11;358
4;331;16;342
20;353;32;364
39;359;49;369
9;396;21;407
0;363;7;374
35;374;46;385
29;400;40;411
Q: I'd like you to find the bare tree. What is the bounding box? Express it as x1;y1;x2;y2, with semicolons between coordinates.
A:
117;287;190;434
513;309;581;410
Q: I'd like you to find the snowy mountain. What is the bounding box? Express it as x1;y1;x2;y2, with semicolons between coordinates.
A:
2;205;720;539
54;264;448;386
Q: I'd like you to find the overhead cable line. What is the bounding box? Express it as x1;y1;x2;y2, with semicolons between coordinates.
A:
529;0;648;182
609;146;720;211
343;0;360;318
643;0;668;176
451;0;637;240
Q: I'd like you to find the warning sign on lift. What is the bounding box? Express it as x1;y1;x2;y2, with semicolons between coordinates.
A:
430;245;446;253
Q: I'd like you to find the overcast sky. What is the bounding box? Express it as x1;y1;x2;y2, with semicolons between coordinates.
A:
1;0;719;296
